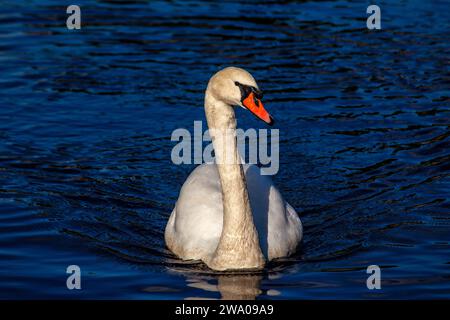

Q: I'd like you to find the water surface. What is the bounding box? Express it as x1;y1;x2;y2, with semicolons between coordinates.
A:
0;0;449;299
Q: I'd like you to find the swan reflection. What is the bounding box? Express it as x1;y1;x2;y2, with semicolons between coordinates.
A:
186;273;264;300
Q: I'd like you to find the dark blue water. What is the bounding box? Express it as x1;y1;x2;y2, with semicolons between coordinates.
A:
0;0;449;299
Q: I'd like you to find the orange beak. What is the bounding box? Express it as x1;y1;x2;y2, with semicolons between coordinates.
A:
242;92;274;126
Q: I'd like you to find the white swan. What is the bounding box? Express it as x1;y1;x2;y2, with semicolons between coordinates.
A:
165;67;302;271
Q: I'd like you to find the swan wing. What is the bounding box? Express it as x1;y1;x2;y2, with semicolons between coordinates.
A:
245;165;303;259
165;164;223;261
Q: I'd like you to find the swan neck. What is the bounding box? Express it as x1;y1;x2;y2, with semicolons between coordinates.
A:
204;91;265;270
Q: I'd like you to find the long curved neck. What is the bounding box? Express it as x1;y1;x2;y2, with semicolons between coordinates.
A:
204;91;265;270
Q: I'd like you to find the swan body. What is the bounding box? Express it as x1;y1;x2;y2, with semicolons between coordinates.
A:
165;67;303;271
165;163;302;263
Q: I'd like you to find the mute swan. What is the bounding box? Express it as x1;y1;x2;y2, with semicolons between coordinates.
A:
165;67;302;271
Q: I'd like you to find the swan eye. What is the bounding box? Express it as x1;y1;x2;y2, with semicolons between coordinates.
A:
235;81;250;102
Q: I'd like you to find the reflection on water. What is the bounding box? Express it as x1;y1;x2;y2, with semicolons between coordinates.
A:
0;0;449;299
166;263;285;300
186;274;263;300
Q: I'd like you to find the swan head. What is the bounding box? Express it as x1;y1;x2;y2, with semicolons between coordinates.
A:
207;67;274;125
